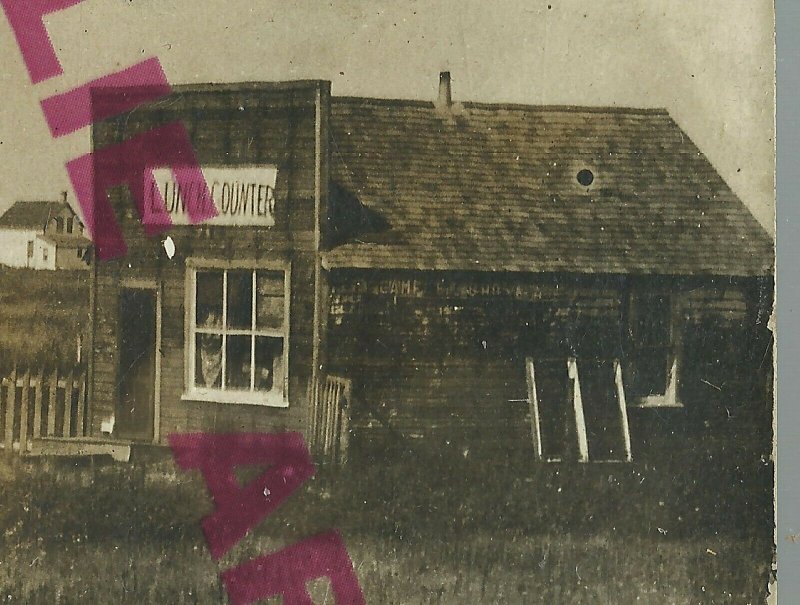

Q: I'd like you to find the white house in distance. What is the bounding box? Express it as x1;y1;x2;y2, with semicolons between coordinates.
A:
0;194;91;270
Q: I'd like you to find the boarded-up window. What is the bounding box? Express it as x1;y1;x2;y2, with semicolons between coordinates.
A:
527;357;632;463
189;267;287;405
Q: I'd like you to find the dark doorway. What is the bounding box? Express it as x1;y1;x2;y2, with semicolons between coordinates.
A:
533;359;574;461
580;360;628;461
628;293;672;400
117;288;157;440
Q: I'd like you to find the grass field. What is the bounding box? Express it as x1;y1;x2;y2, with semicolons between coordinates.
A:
0;438;774;604
0;266;774;603
0;267;89;368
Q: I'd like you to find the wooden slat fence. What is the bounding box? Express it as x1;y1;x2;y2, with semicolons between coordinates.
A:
308;374;352;464
0;365;88;454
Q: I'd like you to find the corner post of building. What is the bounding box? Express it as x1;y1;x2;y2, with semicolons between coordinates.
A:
311;80;333;449
86;244;97;439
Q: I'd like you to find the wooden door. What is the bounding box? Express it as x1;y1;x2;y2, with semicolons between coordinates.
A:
117;288;157;440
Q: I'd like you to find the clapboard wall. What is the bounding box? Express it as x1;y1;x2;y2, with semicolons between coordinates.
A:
326;270;770;451
89;82;329;442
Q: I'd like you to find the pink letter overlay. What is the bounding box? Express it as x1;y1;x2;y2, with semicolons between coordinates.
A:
41;58;171;137
222;530;366;605
67;122;216;260
168;432;316;561
0;0;84;84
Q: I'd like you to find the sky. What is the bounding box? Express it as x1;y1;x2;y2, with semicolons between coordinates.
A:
0;0;775;232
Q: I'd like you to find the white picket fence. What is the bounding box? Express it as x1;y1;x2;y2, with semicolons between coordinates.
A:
0;366;87;454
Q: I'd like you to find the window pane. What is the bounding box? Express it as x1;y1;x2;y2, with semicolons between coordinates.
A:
256;271;284;330
196;271;223;328
227;270;253;329
225;335;252;389
195;334;222;388
254;336;283;392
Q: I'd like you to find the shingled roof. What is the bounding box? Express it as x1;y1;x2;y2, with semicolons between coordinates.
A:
0;201;70;230
324;98;773;277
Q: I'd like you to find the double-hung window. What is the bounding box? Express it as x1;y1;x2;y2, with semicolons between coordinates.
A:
185;261;289;406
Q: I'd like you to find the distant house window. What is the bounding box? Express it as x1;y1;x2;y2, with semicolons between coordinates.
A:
42;248;48;262
66;218;73;234
26;241;33;258
77;247;83;258
576;169;594;187
55;217;64;232
185;264;289;406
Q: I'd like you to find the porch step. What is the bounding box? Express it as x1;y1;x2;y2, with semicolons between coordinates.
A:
28;437;132;462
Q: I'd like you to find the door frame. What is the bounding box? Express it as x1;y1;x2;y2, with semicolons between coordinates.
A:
119;279;162;444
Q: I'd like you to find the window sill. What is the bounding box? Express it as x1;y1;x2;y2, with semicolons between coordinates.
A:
628;396;684;409
181;389;289;407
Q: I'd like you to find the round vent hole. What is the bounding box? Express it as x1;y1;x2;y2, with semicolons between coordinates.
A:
576;169;594;187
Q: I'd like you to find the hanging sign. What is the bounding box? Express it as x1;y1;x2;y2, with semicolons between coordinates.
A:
144;166;278;227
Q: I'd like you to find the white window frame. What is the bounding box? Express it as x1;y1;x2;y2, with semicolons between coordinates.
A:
182;258;290;407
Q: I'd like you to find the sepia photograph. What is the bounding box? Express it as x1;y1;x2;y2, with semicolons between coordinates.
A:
0;1;776;603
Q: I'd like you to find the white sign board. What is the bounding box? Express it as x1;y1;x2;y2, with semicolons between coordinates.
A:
144;166;278;227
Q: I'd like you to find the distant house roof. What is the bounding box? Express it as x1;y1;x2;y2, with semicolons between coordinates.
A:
37;233;91;247
0;201;73;231
324;98;773;277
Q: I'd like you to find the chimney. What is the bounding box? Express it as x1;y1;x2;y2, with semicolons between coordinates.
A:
437;71;452;109
61;190;68;204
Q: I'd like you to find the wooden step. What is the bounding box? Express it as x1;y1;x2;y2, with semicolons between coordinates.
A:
28;437;131;462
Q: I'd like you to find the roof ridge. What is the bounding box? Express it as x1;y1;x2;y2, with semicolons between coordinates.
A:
332;96;669;115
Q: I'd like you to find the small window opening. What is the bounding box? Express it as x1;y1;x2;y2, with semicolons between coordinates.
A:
576;169;594;187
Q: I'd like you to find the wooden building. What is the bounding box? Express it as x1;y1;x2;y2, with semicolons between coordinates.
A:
0;197;90;270
73;76;772;462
